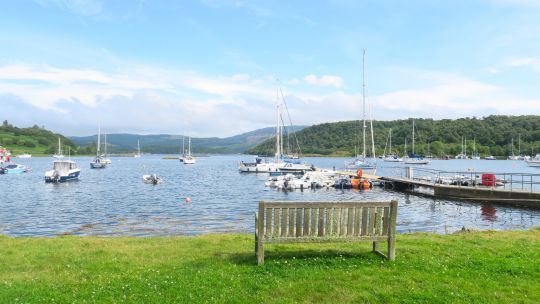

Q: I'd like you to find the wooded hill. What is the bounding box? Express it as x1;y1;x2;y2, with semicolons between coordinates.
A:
247;115;540;157
69;126;307;155
0;121;77;155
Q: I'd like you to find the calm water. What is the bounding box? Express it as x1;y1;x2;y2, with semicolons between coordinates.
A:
1;155;539;236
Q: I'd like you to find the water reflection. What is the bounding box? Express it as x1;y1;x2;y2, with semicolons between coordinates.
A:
481;204;498;222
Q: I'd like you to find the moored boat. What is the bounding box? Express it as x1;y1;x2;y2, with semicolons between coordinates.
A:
0;164;28;174
44;159;80;182
525;154;540;167
90;125;107;169
17;153;32;159
53;138;64;158
142;174;162;184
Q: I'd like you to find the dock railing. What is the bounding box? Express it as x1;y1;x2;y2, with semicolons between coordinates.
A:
394;166;540;193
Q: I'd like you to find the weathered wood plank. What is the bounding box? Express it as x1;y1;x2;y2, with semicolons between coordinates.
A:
273;208;280;237
347;207;354;236
257;203;265;265
264;235;389;243
302;208;310;236
382;206;390;236
265;208;272;236
328;207;340;235
354;207;361;236
289;208;295;236
376;207;383;235
368;207;376;236
318;207;325;236
388;200;398;260
310;208;317;236
361;207;368;236
296;208;302;237
281;208;287;237
339;208;346;236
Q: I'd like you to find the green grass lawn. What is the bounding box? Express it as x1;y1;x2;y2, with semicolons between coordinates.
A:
0;229;539;303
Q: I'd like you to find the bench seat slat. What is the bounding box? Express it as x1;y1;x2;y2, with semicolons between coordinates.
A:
263;236;389;243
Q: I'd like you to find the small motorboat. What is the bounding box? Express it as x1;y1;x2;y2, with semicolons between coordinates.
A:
142;174;162;185
334;176;352;189
90;156;107;169
44;160;80;182
17;153;32;159
484;156;497;160
0;164;28;174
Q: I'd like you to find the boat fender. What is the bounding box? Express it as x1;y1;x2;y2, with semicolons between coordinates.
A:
185;197;191;204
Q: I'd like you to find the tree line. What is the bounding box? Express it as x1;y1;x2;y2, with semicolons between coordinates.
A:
247;115;540;157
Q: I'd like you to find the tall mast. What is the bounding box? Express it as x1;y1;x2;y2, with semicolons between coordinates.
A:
188;136;192;157
389;128;392;155
362;49;367;160
412;120;415;155
518;134;521;155
511;138;514;156
104;131;107;156
96;124;101;156
182;135;185;156
275;89;281;162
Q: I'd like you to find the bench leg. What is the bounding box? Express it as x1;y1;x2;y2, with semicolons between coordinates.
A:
388;236;396;261
373;241;379;252
257;241;264;265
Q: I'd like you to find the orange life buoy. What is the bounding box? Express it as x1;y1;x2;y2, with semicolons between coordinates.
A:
357;169;363;177
351;178;360;189
361;179;371;190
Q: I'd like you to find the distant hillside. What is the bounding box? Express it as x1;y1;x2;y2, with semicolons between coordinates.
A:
69;126;307;154
0;120;77;155
248;116;540;157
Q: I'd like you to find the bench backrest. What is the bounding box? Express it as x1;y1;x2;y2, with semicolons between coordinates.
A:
258;201;397;241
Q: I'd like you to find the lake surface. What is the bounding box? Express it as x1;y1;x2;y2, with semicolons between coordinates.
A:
1;155;539;237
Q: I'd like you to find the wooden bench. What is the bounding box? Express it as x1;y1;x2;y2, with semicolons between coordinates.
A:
255;200;398;265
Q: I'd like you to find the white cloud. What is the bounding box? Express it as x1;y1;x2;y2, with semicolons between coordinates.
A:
505;57;540;72
1;63;539;137
303;74;344;88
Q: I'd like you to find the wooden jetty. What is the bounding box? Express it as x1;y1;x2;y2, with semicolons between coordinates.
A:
379;176;540;208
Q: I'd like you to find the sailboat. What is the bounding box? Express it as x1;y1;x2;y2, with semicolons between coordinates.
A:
455;137;468;159
53;138;64;158
471;138;480;160
179;135;185;162
347;49;376;170
404;119;429;165
383;128;403;162
90;125;107;169
183;134;196;165
101;131;112;164
239;87;312;173
516;135;527;160
508;138;518;160
134;140;141;158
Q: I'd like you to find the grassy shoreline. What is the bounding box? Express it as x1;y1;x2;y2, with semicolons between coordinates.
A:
1;230;539;303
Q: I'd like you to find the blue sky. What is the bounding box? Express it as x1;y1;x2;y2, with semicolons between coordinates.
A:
0;0;539;136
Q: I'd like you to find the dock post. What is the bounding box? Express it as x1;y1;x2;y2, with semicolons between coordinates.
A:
405;167;413;179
